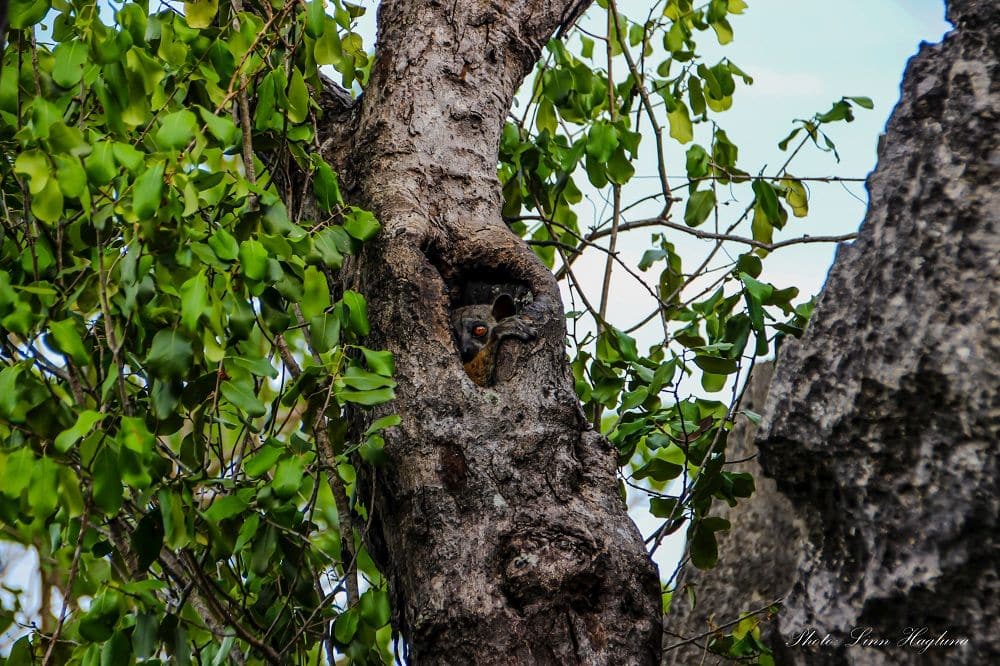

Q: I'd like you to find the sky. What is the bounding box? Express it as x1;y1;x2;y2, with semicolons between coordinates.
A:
568;0;950;331
1;0;952;647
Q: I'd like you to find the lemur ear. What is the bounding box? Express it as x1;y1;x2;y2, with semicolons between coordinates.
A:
492;294;516;321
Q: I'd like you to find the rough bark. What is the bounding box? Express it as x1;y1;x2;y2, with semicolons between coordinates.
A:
317;1;662;663
666;1;998;664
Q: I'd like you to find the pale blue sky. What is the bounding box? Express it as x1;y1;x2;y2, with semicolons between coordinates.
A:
570;0;950;324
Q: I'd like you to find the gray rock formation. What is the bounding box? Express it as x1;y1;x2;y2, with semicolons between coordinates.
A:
755;1;998;663
666;1;998;664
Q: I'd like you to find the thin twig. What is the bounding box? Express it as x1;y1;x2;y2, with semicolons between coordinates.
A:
41;492;91;666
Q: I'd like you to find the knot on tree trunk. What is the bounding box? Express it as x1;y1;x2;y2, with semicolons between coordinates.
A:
497;525;604;612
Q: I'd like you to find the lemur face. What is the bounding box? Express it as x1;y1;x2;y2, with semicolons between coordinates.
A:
450;294;516;363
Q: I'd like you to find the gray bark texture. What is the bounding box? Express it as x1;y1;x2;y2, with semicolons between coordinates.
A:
318;1;662;663
671;1;998;664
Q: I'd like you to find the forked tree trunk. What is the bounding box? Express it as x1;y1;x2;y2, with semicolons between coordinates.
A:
319;1;662;663
668;1;998;664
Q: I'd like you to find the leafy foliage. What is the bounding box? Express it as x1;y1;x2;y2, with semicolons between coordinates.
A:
1;0;392;663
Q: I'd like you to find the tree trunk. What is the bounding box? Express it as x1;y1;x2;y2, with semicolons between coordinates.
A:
670;1;998;664
321;1;662;663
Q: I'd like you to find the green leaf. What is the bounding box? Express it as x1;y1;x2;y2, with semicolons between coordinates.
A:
53;41;89;88
230;355;279;379
159;490;190;549
701;371;726;392
606;146;636;185
272;457;304;498
781;177;809;217
14;149;50;194
310;312;341;354
209;228;239;261
711;17;733;45
133;162;166;219
334;608;360;643
336;387;395;406
340;366;396;391
32;178;64;224
0;447;34;498
101;629;132;666
740;272;773;303
359;589;391;627
688;74;707;116
55;156;87;198
28;456;59;520
366;414;401;435
736;253;762;278
120;416;154;455
93;447;124;515
817;100;852;124
620;387;649;411
6;636;32;666
78;590;121;642
586;122;619;162
145;330;194;379
777;126;802;151
664;20;685;52
55;410;104;453
690;525;718;569
312;158;343;212
198;106;239;146
751;178;780;225
536;98;557;135
302;267;330;320
85;141;117;185
694;355;738;375
221;381;267;418
685;145;709;178
202;493;250;523
8;0;50;29
306;0;326;38
684;189;715;227
244;442;283;478
185;0;219;29
847;95;874;109
180;271;209;331
341;290;370;336
343;207;380;241
133;614;159;659
667;102;693;144
49;318;90;365
239;240;269;280
633;458;683;482
156;110;198;150
286;69;309;124
649;496;678;518
690;517;730;570
234;512;260;551
314;21;343;65
361;348;395;376
612;327;639;362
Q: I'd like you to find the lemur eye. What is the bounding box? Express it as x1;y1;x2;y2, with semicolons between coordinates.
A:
472;325;488;337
